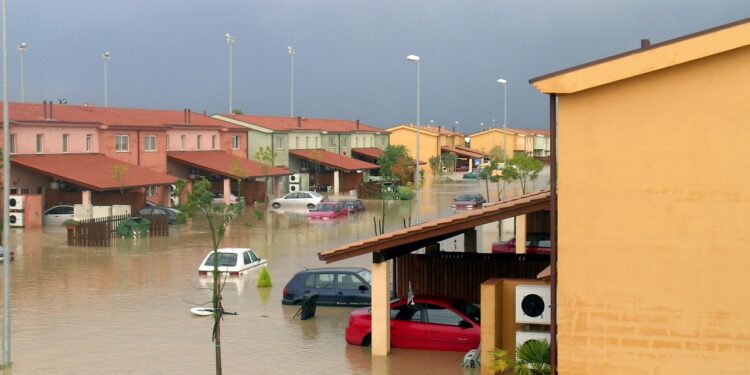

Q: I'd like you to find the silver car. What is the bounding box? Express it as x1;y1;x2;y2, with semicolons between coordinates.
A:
270;191;324;209
43;205;74;226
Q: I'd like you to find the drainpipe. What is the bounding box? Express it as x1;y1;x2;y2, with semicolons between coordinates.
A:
137;129;141;166
550;94;558;374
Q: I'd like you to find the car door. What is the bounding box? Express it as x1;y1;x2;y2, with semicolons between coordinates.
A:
301;272;336;305
45;206;74;226
423;303;479;351
389;303;426;349
335;272;370;306
297;192;312;206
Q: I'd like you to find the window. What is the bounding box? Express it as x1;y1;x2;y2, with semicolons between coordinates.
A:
295;137;299;149
212;135;217;150
36;134;43;153
337;273;365;290
144;135;157;152
196;135;202;150
391;304;423;322
304;273;334;289
180;134;186;150
305;136;309;149
275;136;284;149
315;137;319;148
243;252;251;265
425;304;464;326
115;135;129;152
341;137;348;147
62;134;69;153
328;137;335;148
231;135;240;150
165;135;170;150
355;137;359;147
86;134;93;152
9;134;15;154
146;186;158;197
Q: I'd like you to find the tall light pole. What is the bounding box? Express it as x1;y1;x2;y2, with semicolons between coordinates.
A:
102;51;110;107
17;42;26;102
226;33;234;113
288;46;295;118
497;78;507;200
406;54;420;223
2;0;11;365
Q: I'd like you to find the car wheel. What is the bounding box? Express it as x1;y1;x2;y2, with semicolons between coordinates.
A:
272;202;281;209
307;203;315;209
361;334;372;347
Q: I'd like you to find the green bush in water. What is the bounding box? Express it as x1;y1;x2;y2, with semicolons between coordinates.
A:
116;218;150;238
257;267;272;288
395;186;414;200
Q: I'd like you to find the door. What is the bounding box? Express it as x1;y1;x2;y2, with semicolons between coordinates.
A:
301;272;336;305
335;273;370;306
423;303;478;351
389;303;426;349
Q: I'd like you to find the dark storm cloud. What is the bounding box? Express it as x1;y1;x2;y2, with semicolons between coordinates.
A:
8;0;750;133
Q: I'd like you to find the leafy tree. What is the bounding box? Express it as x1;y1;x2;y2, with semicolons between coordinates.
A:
440;153;457;173
253;146;276;202
110;164;128;194
172;178;245;375
378;145;412;183
515;340;551;375
478;159;499;202
231;108;244;115
489;348;512;374
501;154;544;195
428;156;441;176
228;157;247;204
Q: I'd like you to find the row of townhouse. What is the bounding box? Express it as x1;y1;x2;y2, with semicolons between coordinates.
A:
3;101;388;215
469;127;551;160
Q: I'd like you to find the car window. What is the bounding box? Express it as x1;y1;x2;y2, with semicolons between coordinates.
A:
286;193;298;199
249;251;259;262
391;303;423;322
47;206;72;215
203;253;238;267
243;251;251;265
299;193;311;199
357;269;372;285
451;300;481;324
304;274;316;288
139;208;152;215
425;303;464;326
337;273;365;290
305;273;333;289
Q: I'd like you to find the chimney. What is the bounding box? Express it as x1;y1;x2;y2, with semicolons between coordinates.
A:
187;109;191;124
356;119;360;129
297;116;302;128
49;101;53;119
641;39;651;48
43;100;48;119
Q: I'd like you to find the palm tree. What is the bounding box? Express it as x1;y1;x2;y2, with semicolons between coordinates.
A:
515;339;551;375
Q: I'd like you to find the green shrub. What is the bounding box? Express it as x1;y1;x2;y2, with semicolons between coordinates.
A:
395;186;414;200
62;219;80;227
257;267;272;288
116;218;150;238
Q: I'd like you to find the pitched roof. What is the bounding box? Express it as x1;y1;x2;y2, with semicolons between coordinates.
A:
441;145;486;159
11;154;177;191
387;124;462;136
351;147;384;159
217;114;385;133
531;18;750;94
318;190;551;263
289;149;380;172
166;151;291;178
3;102;244;130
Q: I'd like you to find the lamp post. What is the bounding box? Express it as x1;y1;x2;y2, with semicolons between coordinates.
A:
2;0;11;365
102;51;110;107
17;42;26;102
226;33;234;113
288;46;295;117
406;54;420;223
497;78;507;200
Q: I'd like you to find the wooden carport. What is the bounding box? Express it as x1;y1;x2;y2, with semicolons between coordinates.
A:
318;190;550;356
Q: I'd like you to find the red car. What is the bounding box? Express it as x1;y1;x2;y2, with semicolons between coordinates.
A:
491;233;550;254
308;201;349;220
345;296;481;352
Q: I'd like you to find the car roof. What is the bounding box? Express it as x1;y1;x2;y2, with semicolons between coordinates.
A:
209;248;255;255
297;267;368;273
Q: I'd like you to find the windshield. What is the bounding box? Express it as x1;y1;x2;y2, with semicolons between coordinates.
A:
456;194;476;201
312;204;335;212
451;300;481;324
203;253;238;267
357;269;372;285
310;191;322;198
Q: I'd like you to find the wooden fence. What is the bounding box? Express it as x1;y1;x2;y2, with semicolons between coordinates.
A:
67;213;169;247
395;252;550;304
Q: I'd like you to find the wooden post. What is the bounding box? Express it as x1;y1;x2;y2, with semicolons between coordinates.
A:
425;243;440;255
481;279;503;375
464;228;477;253
516;214;527;254
371;259;391;356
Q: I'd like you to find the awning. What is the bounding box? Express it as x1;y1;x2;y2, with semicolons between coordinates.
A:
318;190;551;263
351;147;384;159
290;149;380;172
441;146;486;159
167;151;291;178
11;153;177;191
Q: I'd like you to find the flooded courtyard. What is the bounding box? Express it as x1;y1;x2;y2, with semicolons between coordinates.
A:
0;172;548;374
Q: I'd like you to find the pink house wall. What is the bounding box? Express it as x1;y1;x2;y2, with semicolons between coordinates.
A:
165;129;222;152
221;131;247;158
8;125;99;155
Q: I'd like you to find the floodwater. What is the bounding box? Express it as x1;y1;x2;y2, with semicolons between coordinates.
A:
0;170;549;374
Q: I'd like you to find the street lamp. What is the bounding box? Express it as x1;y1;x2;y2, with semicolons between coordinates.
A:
288;46;295;117
226;33;234;113
17;42;26;102
102;51;110;107
406;54;420;223
497;78;507;200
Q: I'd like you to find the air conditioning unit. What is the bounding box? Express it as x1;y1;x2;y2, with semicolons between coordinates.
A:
516;285;551;325
9;212;23;227
441;166;448;173
289;183;300;193
9;195;25;210
516;331;551;350
289;173;301;183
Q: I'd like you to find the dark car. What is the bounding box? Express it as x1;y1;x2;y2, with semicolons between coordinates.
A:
462;171;478;179
341;199;366;213
138;206;182;224
282;267;371;306
491;233;551;254
451;194;486;209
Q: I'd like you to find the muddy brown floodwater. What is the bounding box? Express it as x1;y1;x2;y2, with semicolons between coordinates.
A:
0;172;548;374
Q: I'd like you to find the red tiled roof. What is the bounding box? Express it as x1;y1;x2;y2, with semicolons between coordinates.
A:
2;102;244;130
11;154;176;191
289;149;380;172
351;148;384;159
319;190;551;263
441;145;486;159
167;151;291;178
221;114;384;133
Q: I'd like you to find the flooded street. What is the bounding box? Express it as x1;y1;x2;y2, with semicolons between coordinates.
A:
0;171;548;374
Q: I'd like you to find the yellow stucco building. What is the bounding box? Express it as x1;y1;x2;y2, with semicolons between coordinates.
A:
470;127;550;159
387;124;481;172
532;18;750;374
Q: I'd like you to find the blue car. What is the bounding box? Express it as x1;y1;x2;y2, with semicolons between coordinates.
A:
282;267;371;306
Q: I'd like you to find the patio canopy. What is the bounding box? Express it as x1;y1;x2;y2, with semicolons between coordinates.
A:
290;149;380;172
441;145;486;159
167;151;291;178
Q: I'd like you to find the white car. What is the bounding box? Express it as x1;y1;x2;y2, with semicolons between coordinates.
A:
43;205;75;226
211;191;239;205
198;248;267;276
269;191;325;209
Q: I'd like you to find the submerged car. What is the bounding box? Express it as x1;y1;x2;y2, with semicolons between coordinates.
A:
282;267;371;306
198;248;266;276
451;194;486;209
341;199;366;213
462;171;478;179
211;192;239;205
345;296;481;352
308;201;348;220
491;233;551;255
43;205;75;226
270;191;325;209
138;206;182;224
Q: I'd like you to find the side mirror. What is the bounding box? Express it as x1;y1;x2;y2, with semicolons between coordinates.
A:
458;320;472;329
358;285;369;292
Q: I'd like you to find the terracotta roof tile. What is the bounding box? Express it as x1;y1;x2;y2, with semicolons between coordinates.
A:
222;114;385;133
351;148;384;159
167;151;290;178
289;149;380;172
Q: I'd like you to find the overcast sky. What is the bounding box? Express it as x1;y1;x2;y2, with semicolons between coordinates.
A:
8;1;750;133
